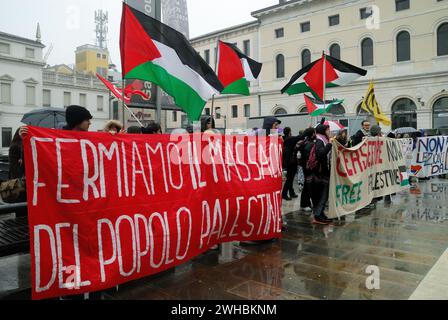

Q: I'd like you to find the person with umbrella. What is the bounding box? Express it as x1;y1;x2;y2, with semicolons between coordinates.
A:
20;105;93;137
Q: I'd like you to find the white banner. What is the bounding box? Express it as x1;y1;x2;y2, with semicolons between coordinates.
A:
411;136;448;178
329;138;410;218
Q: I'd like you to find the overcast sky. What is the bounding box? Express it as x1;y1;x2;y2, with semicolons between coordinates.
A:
0;0;276;69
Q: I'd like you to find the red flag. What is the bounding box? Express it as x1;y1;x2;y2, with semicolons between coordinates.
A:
96;74;131;104
304;55;338;100
97;74;151;104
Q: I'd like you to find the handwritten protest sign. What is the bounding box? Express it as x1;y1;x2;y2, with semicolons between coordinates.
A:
23;127;283;300
411;136;448;178
329;138;409;218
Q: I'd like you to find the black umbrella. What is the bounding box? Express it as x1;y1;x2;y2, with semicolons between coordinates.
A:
21;107;66;129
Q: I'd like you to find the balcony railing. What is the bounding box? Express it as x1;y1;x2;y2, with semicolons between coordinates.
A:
43;70;105;89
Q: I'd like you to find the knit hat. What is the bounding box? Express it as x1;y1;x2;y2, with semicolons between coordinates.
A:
370;125;382;137
316;118;329;135
66;105;92;129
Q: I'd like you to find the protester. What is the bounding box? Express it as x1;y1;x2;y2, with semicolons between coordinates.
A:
262;116;281;136
298;127;317;213
336;129;350;147
103;120;123;135
282;128;305;201
282;127;291;142
370;125;382;138
201;116;215;133
64;105;93;131
142;121;162;134
351;120;371;146
127;126;143;134
311;120;334;225
8;129;25;180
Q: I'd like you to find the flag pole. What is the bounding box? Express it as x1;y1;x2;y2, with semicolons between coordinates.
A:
322;51;326;126
211;37;220;117
123;102;144;127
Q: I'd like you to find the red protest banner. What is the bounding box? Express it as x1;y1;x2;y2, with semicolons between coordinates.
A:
23;127;283;300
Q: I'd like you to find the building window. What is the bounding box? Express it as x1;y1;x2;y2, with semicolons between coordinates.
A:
26;85;36;105
204;49;210;64
437;23;448;56
102;54;106;59
329;44;341;59
0;83;11;104
395;0;410;11
301;49;311;68
79;93;87;107
361;38;374;66
274;107;288;116
396;31;411;62
244;104;250;117
64;92;71;107
172;111;178;122
0;42;10;54
205;108;210;116
275;28;284;38
329;15;340;26
392;98;417;130
433;97;448;129
2;128;12;148
232;105;238;118
97;95;104;111
26;48;35;59
43;89;51;107
276;54;285;78
360;7;373;19
243;40;250;56
97;53;101;59
301;22;310;33
113;101;119;120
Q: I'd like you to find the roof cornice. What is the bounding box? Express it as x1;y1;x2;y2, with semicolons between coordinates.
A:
251;0;313;18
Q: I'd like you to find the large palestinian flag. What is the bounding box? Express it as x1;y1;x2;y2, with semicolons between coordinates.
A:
217;41;262;96
120;3;223;121
304;94;344;117
282;54;367;100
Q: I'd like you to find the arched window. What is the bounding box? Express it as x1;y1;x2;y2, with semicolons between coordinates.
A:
298;106;308;114
301;49;311;68
274;107;288;115
437;23;448;56
361;38;374;66
276;54;285;78
392;98;417;129
396;31;411;62
329;43;341;59
328;103;346;116
433;97;448;129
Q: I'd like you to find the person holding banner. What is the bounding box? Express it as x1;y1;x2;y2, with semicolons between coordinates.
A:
311;120;334;225
63;105;93;132
351;120;371;147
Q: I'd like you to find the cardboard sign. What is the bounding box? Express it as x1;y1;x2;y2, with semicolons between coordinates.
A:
329;138;409;218
23;127;283;300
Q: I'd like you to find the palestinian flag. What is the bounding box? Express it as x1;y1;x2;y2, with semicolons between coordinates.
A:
120;3;223;121
304;94;344;117
282;54;367;100
217;41;262;96
399;166;410;187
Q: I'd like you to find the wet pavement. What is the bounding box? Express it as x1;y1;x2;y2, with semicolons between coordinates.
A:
1;178;448;300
